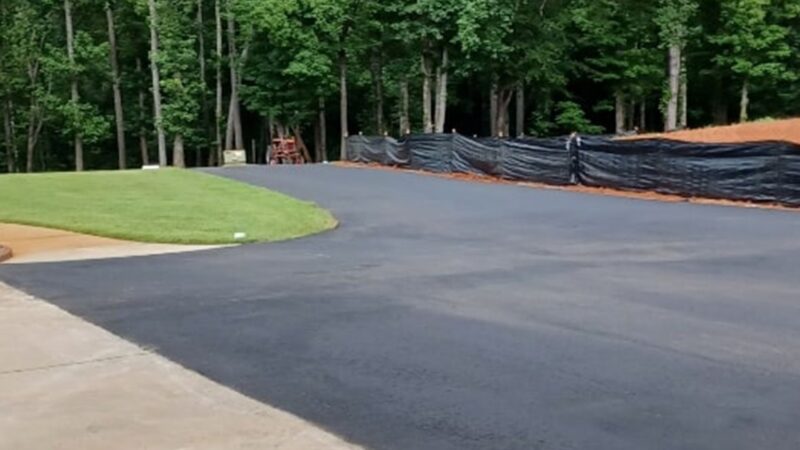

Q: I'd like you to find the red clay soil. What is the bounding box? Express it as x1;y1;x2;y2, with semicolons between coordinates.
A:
335;162;798;212
0;246;11;263
622;118;800;145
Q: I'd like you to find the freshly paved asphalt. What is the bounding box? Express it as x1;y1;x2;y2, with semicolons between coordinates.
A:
3;165;800;450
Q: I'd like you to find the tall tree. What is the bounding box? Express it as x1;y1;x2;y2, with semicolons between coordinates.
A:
158;0;203;167
416;0;459;133
147;0;168;165
196;0;209;165
573;0;661;134
224;0;244;151
106;1;127;169
460;0;573;136
213;0;223;164
712;0;795;122
2;1;56;172
2;100;15;173
657;0;698;131
64;0;83;170
0;2;18;172
136;57;150;165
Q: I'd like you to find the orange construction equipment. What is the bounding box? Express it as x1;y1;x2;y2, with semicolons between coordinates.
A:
270;137;305;165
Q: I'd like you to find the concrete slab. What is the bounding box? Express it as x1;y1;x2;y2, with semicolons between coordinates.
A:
0;282;359;450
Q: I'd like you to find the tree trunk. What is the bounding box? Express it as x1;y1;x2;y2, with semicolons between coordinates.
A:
211;0;223;164
9;101;17;171
665;44;681;131
173;134;185;167
496;88;512;137
3;100;15;173
639;99;646;131
231;89;242;152
136;58;150;166
261;117;268;163
497;99;506;137
490;81;498;137
147;0;167;166
314;113;321;163
293;127;312;163
711;76;728;125
197;0;208;166
615;91;626;135
399;77;410;135
26;101;42;173
626;99;635;131
318;96;327;162
371;51;384;134
106;1;127;170
266;115;274;162
64;0;83;171
679;54;688;129
339;50;348;160
434;46;448;133
26;117;35;173
25;57;43;173
225;98;237;149
739;78;749;123
515;83;525;137
225;6;243;150
421;51;433;133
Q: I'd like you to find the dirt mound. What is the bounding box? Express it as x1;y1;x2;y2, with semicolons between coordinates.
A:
623;118;800;145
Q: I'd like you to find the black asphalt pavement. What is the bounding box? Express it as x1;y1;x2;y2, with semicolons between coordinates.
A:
3;165;800;450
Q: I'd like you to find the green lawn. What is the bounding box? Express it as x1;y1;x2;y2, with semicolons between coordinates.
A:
0;169;336;244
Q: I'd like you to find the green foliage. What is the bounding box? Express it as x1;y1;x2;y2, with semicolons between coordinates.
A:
572;0;662;97
237;0;348;126
655;0;699;47
157;0;203;137
3;0;800;173
712;0;796;83
46;29;112;145
554;101;604;135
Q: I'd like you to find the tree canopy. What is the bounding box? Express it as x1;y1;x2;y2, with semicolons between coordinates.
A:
2;0;799;172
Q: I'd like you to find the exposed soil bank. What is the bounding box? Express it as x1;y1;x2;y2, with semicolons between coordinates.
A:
624;118;800;145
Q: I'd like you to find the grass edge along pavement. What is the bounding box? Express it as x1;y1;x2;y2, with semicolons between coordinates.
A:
0;169;337;245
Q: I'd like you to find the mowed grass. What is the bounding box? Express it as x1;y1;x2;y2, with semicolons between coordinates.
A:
0;169;337;244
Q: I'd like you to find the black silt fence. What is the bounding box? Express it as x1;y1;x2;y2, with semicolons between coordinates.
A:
347;134;574;185
346;133;800;207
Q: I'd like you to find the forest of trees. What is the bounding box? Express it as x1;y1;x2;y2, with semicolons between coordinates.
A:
1;0;799;172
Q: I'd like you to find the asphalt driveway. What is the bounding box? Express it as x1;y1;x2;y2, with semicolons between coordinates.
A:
3;165;800;449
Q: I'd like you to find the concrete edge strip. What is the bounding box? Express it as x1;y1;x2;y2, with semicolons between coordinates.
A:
0;281;361;449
